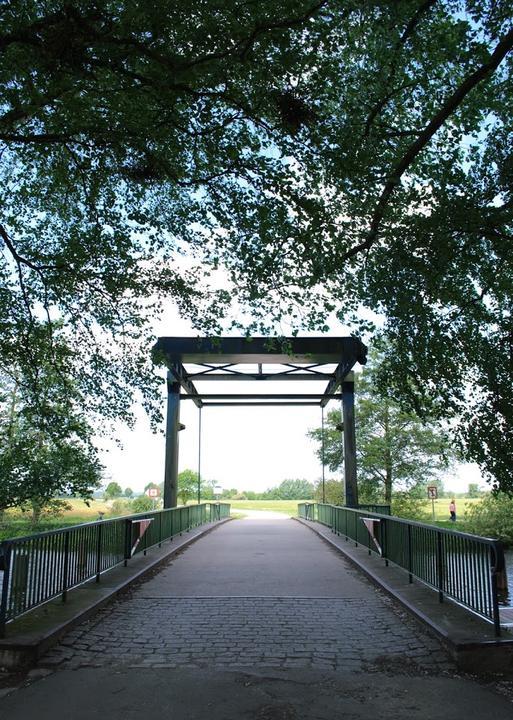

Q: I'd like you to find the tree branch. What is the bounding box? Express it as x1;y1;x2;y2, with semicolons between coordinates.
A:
0;224;64;272
342;27;513;263
363;0;438;138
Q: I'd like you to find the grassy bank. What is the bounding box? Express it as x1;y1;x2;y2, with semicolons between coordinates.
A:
0;499;113;540
0;496;490;541
420;497;481;522
227;500;303;517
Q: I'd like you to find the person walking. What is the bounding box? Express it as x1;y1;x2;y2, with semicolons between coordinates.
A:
449;499;456;522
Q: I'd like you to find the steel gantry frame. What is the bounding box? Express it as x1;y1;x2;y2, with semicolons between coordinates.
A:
152;337;367;510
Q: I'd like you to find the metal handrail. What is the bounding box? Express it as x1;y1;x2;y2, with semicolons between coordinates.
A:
298;502;504;636
0;502;231;636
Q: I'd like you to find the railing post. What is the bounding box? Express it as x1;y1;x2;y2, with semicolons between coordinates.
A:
0;542;12;638
124;519;132;566
95;522;103;582
62;531;70;603
491;544;502;637
437;532;444;603
382;518;389;567
407;524;413;583
159;510;163;548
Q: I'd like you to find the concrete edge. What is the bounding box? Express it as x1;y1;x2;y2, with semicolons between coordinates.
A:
0;517;232;670
294;517;513;675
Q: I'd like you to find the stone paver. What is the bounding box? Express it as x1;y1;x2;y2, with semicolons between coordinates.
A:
41;518;454;673
43;595;451;672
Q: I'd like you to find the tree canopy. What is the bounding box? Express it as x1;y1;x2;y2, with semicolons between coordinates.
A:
177;469;200;505
104;481;123;499
0;372;102;511
1;2;513;489
262;478;314;500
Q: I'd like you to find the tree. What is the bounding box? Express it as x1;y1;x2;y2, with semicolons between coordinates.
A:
177;469;199;505
27;498;73;527
196;478;216;501
131;495;155;514
467;483;481;499
0;372;102;513
269;478;314;500
1;3;513;490
465;493;513;545
313;479;344;506
308;350;454;504
221;488;239;499
104;481;123;500
124;487;134;498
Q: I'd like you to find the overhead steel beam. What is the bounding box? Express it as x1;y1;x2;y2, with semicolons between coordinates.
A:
154;336;368;365
168;362;203;408
201;401;324;407
180;393;344;401
320;363;356;408
187;373;335;381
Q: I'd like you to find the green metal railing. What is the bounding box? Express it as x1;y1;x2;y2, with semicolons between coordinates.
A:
298;503;391;521
298;502;504;635
357;504;391;515
0;502;230;635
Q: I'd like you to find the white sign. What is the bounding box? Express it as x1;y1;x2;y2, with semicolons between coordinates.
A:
146;487;160;498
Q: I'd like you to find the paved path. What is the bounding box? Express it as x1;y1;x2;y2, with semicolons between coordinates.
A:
2;517;513;718
40;517;451;671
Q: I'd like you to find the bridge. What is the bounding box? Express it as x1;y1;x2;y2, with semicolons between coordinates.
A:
1;506;513;719
1;334;513;715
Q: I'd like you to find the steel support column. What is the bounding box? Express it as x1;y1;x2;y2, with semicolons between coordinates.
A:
197;406;202;504
164;374;181;508
321;406;326;504
342;379;358;508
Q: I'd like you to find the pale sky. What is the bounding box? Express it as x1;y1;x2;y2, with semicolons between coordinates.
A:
96;302;486;495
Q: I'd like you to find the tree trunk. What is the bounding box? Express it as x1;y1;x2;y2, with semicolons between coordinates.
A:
384;403;393;503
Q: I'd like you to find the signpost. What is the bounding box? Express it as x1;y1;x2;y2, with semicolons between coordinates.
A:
427;486;438;520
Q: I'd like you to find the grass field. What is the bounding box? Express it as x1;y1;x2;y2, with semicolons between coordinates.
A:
420;497;482;522
0;499;118;540
0;496;487;540
227;500;304;517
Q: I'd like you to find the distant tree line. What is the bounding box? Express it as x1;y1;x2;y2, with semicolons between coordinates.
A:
219;478;314;501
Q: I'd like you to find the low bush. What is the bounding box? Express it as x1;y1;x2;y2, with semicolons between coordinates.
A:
131;496;156;514
109;498;133;517
464;493;513;546
391;491;431;522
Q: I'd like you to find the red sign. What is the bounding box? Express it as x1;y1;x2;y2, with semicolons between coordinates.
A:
361;518;382;555
130;518;154;556
146;487;160;498
427;486;438;500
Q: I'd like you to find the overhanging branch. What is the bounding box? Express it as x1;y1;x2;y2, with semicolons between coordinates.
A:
344;27;513;263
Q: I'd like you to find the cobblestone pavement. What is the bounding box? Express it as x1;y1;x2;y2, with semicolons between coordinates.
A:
41;519;454;674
